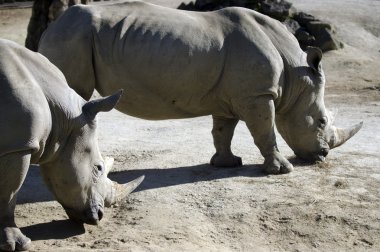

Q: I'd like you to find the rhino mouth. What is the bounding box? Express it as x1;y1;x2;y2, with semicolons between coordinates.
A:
295;147;329;162
315;148;329;162
63;205;104;225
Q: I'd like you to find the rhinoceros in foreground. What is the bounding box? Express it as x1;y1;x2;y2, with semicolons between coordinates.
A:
39;2;362;174
0;39;144;251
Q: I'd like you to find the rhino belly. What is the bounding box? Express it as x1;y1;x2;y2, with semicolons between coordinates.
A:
99;84;215;120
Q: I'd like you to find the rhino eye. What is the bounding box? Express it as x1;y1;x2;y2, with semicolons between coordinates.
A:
95;164;104;174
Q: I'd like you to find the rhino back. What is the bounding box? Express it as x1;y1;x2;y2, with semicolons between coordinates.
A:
0;39;52;160
0;39;83;163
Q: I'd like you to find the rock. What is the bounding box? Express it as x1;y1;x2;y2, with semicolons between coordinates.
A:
303;20;341;51
293;11;342;51
195;0;221;9
260;0;295;21
230;0;254;6
293;11;317;26
313;27;342;52
306;21;333;36
283;18;301;35
295;28;315;49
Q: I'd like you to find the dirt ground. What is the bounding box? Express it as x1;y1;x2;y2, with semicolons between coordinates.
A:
0;0;379;251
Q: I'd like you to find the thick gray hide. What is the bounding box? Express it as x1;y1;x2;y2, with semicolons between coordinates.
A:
0;39;142;251
39;2;362;174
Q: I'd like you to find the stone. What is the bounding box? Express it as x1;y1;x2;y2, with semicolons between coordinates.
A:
295;29;315;49
260;0;295;21
283;18;301;35
293;11;317;26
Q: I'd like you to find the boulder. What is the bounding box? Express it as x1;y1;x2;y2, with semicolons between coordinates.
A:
260;0;295;21
294;12;342;51
283;18;301;34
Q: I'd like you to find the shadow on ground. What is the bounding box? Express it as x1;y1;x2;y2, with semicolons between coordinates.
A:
21;220;85;241
18;163;267;204
16;163;266;243
109;163;267;192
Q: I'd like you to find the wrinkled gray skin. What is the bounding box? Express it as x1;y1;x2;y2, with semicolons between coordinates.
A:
39;2;362;175
0;39;143;251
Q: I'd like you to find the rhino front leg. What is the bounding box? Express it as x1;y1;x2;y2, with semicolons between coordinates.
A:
235;95;293;174
210;116;242;167
0;151;32;251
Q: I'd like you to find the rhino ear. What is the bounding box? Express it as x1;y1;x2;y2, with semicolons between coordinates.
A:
306;47;322;73
83;90;123;119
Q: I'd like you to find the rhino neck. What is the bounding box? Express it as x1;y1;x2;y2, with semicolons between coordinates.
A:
275;62;307;115
38;88;85;165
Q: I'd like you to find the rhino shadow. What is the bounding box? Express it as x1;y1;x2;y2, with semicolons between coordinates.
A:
109;163;267;192
18;165;55;204
18;163;267;204
21;220;85;241
287;156;317;167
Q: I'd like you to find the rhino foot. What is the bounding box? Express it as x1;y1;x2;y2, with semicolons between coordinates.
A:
210;153;243;167
0;227;31;251
264;152;293;174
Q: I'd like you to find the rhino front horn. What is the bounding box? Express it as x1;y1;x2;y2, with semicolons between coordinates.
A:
112;175;145;203
329;122;363;149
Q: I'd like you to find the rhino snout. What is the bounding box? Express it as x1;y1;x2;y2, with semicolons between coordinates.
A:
295;147;330;162
64;204;104;225
316;148;329;162
83;205;104;225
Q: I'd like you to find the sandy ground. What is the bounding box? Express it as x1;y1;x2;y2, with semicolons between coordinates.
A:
1;0;379;251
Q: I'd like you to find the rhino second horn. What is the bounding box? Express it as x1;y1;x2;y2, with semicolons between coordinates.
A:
112;175;145;203
104;156;114;175
330;122;363;149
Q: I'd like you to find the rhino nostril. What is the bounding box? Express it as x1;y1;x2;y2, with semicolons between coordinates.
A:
98;209;104;221
320;148;329;157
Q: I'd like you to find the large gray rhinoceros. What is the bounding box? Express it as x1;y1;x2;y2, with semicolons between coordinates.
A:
0;39;144;251
38;2;362;174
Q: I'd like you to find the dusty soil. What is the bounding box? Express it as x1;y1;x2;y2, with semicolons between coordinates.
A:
1;0;379;251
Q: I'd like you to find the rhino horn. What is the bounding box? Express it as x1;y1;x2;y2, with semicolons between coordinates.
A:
329;122;363;149
112;175;145;203
104;156;114;175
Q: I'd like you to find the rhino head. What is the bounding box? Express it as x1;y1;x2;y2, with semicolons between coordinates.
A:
276;47;362;162
40;90;144;225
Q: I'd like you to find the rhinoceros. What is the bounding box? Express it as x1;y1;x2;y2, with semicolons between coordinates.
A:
38;2;362;174
0;39;144;251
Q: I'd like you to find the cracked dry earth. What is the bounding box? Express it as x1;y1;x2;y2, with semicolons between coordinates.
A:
0;0;379;251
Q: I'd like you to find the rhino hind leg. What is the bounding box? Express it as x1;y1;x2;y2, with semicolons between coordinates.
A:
210;116;242;167
234;95;293;174
0;151;32;251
